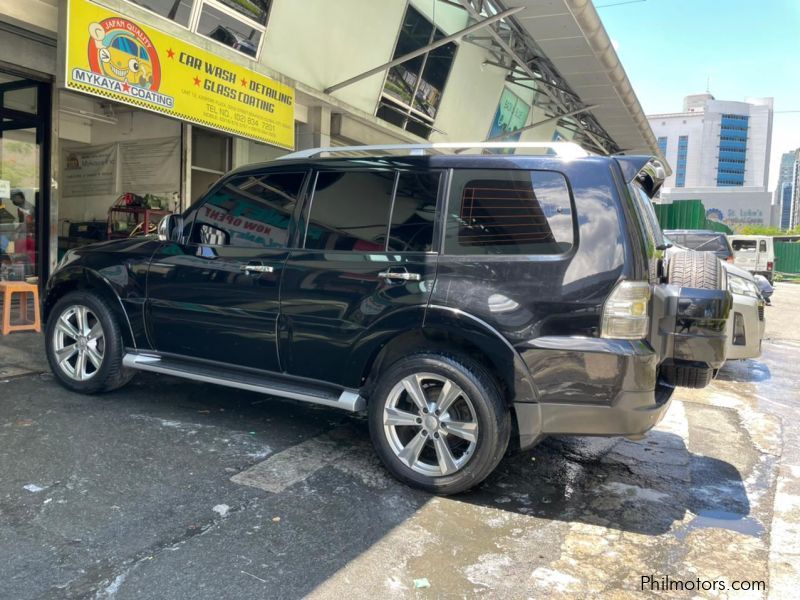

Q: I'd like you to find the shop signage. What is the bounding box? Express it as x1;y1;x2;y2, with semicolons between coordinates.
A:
488;87;531;154
64;0;295;149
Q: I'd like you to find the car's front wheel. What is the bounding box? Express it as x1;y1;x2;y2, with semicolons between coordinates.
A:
368;353;510;495
45;291;133;394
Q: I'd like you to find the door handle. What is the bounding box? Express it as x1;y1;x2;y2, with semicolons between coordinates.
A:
241;264;275;274
378;270;421;282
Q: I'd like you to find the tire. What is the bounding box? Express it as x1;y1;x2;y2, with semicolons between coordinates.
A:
661;364;713;388
45;290;134;394
668;250;722;289
368;352;511;495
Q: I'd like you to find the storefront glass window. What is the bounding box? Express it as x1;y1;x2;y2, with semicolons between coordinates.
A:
197;4;263;58
216;0;271;25
1;72;45;282
377;5;457;139
126;0;194;27
4;87;37;115
0;128;39;281
191;126;231;203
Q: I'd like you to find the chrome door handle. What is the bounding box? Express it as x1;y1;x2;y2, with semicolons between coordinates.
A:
241;264;275;273
378;270;421;282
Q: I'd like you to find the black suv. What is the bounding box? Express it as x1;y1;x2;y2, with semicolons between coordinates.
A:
43;144;731;494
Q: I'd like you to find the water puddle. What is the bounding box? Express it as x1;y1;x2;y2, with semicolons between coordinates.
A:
673;510;765;540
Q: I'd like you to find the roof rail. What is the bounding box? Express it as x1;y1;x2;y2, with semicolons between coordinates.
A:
278;141;592;160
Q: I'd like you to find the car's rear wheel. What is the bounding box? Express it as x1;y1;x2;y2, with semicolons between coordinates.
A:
368;353;510;495
46;291;133;394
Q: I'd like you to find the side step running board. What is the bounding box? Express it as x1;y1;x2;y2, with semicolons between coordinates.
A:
122;353;366;412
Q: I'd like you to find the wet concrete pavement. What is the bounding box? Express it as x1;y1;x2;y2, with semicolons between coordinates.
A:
1;285;799;599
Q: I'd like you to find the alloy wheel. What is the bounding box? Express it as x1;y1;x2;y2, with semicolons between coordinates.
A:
383;372;479;477
52;305;105;381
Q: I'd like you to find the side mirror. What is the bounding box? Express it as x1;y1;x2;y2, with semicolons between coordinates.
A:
158;214;184;242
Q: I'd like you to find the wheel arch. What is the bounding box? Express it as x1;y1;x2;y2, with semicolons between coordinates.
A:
356;305;540;405
44;267;136;349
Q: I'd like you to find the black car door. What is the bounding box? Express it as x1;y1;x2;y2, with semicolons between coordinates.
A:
145;169;308;372
279;166;442;385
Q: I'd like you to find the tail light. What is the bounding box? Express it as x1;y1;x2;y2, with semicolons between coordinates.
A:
767;261;773;271
601;281;651;339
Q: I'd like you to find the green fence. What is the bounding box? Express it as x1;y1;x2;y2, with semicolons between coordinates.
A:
653;199;733;234
776;242;800;274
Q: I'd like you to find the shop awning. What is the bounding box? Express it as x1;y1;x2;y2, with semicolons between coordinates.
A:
458;0;664;165
513;0;659;158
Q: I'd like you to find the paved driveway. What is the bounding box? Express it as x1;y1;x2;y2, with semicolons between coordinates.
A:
1;284;798;599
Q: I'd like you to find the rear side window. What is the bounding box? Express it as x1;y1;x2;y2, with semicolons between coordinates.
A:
191;171;306;248
304;170;441;252
388;172;440;252
733;240;757;251
444;169;574;256
305;171;395;251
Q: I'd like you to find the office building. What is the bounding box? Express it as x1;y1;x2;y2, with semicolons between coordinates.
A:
648;94;774;228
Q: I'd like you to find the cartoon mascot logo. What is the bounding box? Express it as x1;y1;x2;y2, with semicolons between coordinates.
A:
87;19;161;91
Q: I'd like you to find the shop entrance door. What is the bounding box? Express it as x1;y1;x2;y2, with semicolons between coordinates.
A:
0;72;51;282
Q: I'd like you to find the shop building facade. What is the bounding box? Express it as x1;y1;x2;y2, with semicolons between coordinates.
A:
0;0;659;284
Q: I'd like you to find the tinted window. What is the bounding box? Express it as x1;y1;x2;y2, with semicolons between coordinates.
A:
732;240;757;251
759;240;767;252
305;171;395;251
444;170;573;256
388;172;440;252
126;0;192;27
216;0;271;25
191;172;305;248
197;5;262;57
377;5;457;139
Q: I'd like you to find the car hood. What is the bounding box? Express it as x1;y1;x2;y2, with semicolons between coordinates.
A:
722;261;756;282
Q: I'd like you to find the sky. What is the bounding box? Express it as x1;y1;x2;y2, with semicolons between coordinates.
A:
592;0;800;192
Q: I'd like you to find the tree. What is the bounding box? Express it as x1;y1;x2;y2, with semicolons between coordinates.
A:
737;225;800;236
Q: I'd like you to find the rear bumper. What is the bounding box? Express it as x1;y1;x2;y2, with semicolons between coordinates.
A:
513;337;672;450
725;293;764;360
514;385;673;449
511;283;729;450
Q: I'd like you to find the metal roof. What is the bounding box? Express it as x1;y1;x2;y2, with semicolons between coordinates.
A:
511;0;660;158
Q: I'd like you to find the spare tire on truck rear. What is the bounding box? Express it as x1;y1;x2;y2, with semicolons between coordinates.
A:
667;250;723;290
663;250;723;388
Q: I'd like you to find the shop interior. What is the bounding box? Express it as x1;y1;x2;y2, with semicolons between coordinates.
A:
55;90;286;259
0;71;46;282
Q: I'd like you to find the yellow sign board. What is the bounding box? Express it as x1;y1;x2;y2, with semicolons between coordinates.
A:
65;0;294;149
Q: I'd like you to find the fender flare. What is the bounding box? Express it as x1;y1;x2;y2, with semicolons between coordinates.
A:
423;305;540;405
44;266;137;349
